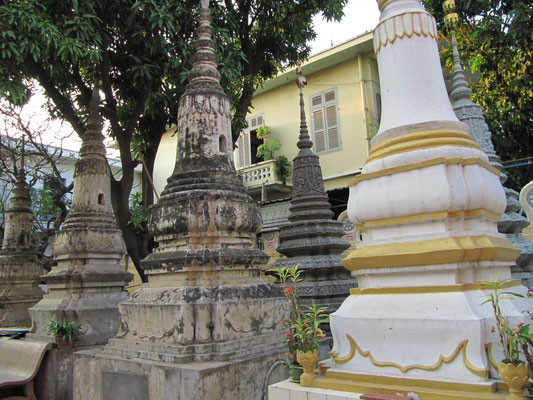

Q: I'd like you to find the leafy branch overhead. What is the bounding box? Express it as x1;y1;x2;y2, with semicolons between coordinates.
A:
0;0;348;281
423;0;533;190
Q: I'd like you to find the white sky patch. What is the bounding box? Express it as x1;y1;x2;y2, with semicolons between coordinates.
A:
310;0;380;54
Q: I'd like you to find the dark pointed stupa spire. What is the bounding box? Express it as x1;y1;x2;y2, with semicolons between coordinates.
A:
271;68;353;312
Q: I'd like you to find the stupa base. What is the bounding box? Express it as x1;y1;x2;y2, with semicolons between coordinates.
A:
73;346;287;400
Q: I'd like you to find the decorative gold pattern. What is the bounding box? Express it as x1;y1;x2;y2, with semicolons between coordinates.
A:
366;130;480;163
486;342;499;369
350;156;498;186
355;208;501;231
349;279;523;296
314;370;501;399
498;362;530;397
330;333;488;378
342;234;520;270
374;11;438;54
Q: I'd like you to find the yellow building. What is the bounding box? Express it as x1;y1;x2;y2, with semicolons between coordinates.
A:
152;31;379;261
238;31;380;259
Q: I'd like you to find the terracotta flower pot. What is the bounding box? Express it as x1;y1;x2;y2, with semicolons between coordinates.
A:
498;361;530;400
296;349;319;387
56;336;74;350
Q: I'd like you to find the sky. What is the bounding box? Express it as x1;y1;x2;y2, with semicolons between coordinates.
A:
310;0;380;54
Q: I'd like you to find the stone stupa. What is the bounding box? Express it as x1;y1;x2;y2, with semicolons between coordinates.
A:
443;0;533;284
29;86;132;346
0;144;43;327
73;2;286;398
271;70;354;317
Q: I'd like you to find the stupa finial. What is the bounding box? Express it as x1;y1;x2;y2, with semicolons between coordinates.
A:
186;0;221;87
295;64;312;150
443;0;472;102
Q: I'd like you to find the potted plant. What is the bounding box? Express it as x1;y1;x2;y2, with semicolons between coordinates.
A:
481;279;532;399
47;320;83;350
270;265;328;387
256;126;281;161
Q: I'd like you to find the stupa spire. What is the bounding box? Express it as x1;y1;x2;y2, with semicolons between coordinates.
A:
29;84;131;346
271;67;352;314
0;135;43;328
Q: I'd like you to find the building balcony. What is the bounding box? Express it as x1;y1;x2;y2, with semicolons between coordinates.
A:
237;159;292;201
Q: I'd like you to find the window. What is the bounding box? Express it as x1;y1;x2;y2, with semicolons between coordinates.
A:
310;88;341;154
236;114;264;168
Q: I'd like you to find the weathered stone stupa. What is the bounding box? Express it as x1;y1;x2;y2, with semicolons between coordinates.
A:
444;1;533;282
0;148;43;327
74;2;285;398
29;87;132;346
271;75;353;314
306;0;532;398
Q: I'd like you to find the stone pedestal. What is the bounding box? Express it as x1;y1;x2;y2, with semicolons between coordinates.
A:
73;2;286;398
0;158;43;327
308;1;532;398
29;87;131;347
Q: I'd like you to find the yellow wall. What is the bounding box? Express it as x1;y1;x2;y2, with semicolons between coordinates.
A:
247;55;378;192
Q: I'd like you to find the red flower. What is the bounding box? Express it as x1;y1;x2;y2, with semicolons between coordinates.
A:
289;354;296;362
517;322;525;328
284;286;294;298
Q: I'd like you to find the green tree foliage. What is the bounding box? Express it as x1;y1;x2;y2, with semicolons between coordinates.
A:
0;0;348;280
423;0;533;190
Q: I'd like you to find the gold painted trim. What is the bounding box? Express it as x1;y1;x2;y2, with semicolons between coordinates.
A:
374;11;438;54
313;371;501;399
486;343;499;370
330;334;488;378
342;235;520;271
349;279;522;296
329;334;356;364
355;208;501;231
366;128;481;163
350;156;499;186
377;0;394;11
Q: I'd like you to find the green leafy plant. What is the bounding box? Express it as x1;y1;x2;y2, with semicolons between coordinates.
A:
256;126;281;161
481;279;530;365
274;155;291;185
269;265;328;378
47;320;83;344
128;192;150;232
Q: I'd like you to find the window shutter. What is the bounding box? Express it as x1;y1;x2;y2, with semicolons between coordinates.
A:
237;135;245;168
325;90;335;103
243;132;251;166
312;109;326;153
257;115;263;126
326;105;339;150
312;95;322;107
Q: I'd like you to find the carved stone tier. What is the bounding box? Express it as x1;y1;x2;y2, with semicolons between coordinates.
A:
29;88;131;346
0;161;43;327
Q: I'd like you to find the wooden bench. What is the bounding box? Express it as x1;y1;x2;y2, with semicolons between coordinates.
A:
0;339;53;400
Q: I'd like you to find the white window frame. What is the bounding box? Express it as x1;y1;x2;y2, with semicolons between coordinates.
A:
236;113;265;169
309;87;342;154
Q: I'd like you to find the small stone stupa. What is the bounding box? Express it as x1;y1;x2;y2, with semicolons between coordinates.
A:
271;71;353;314
443;1;533;281
29;86;132;346
0;145;44;327
73;2;285;398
